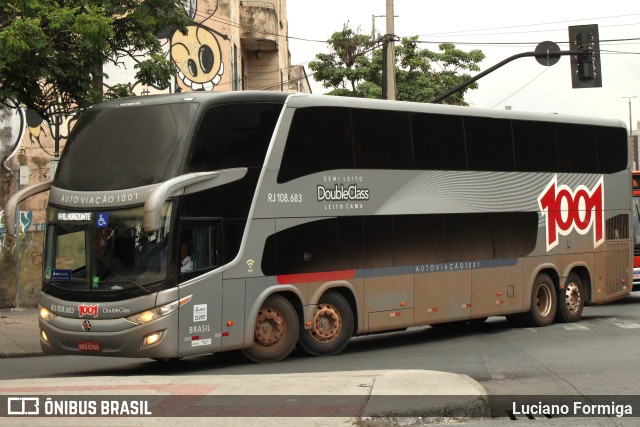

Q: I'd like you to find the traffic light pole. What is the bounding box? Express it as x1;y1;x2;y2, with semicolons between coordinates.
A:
430;50;582;104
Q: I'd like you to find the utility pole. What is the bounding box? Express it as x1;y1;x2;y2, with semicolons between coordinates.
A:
623;96;638;169
384;0;396;100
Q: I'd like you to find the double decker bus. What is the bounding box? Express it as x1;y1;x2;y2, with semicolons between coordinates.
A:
5;92;632;362
632;172;640;290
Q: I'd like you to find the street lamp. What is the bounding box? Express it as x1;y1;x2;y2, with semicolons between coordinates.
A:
622;96;638;169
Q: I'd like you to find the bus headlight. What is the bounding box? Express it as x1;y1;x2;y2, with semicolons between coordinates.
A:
142;331;165;348
39;306;57;322
126;300;180;325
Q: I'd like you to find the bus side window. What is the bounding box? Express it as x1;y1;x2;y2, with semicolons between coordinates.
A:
556;123;598;173
179;221;222;275
412;113;467;171
278;107;353;183
597;126;628;173
189;103;282;173
464;116;515;172
512;120;558;172
352;109;413;169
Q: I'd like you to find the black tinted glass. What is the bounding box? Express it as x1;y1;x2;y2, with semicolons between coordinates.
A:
412;113;467;170
56;103;197;190
556;123;598;173
189;102;283;171
513;120;558;172
352;109;413;169
278;107;354;182
464;116;515;171
597;126;628;173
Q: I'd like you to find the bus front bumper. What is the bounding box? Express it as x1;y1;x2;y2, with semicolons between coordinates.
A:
38;312;179;359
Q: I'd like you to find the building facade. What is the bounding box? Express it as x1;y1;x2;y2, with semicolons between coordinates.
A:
0;0;310;307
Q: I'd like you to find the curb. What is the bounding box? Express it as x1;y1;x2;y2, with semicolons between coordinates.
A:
0;351;49;358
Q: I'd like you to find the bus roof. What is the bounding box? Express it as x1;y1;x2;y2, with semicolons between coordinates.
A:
88;91;291;110
88;91;626;130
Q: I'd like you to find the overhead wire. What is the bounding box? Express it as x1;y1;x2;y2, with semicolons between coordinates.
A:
176;7;640;100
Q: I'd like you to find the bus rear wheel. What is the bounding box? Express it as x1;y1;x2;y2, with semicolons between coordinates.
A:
242;294;299;363
298;291;354;357
522;272;556;327
556;272;584;323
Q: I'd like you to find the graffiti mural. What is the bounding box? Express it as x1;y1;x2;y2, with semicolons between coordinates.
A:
0;100;25;173
170;0;228;92
171;24;225;91
101;0;230;96
0;209;45;251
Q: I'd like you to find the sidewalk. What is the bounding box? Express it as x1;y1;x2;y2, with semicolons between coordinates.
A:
0;308;43;357
0;307;491;424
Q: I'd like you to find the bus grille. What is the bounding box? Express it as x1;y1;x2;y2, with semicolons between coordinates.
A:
605;242;631;295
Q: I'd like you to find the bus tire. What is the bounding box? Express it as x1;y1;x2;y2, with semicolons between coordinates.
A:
242;294;299;363
522;272;556;327
298;291;354;357
556;272;584;323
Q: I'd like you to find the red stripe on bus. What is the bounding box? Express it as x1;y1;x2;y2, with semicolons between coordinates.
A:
277;270;357;284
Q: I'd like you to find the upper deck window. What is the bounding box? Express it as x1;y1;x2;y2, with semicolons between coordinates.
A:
278;104;628;182
352;109;413;169
278;107;354;183
188;102;284;171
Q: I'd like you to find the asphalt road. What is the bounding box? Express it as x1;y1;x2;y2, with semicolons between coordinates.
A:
2;293;640;426
2;294;640;389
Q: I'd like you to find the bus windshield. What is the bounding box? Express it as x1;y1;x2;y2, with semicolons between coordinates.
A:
44;203;173;293
55;103;197;191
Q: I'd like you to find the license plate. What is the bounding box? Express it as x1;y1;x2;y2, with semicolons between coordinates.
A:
634;273;640;279
77;340;102;352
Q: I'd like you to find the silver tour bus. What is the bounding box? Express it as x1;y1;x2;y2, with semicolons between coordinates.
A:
5;91;632;362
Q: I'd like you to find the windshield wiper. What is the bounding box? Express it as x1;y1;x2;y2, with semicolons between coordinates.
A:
99;279;151;294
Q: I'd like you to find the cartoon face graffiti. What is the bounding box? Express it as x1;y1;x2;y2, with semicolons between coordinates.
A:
171;25;224;91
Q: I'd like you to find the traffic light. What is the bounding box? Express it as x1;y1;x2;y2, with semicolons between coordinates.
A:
568;24;602;88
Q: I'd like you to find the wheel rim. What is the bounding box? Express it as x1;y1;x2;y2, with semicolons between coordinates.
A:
254;307;285;346
310;303;342;343
564;282;582;314
536;284;553;317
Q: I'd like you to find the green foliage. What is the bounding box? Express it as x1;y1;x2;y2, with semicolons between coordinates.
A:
103;83;135;100
309;24;376;98
0;0;190;124
310;26;486;105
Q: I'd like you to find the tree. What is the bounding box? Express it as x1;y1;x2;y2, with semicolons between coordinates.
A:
309;25;486;105
308;24;376;98
0;0;190;125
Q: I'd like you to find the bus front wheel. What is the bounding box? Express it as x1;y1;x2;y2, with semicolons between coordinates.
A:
242;294;299;363
556;272;584;323
522;272;556;327
298;291;354;357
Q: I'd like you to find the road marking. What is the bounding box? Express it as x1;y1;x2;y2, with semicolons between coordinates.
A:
562;323;590;330
605;318;640;329
613;321;640;329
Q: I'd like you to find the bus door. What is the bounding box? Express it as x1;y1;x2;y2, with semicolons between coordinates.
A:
177;220;224;356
